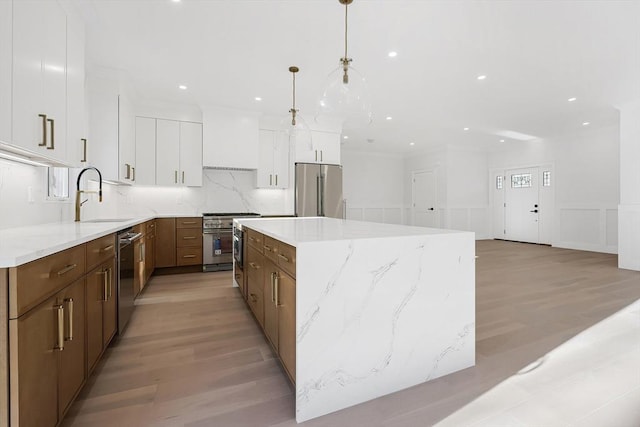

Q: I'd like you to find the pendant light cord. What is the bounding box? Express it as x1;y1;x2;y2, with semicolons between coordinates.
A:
344;1;348;60
292;72;296;111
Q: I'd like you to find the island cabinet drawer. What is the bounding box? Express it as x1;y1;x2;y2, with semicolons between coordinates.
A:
177;228;202;247
9;244;86;318
176;247;202;266
86;234;116;271
276;242;296;279
176;217;202;229
246;228;263;252
247;272;264;327
146;220;156;234
246;246;264;285
263;236;278;263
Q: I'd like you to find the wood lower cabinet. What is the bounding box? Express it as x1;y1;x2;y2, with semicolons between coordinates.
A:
244;227;296;383
9;276;86;427
145;220;156;281
86;258;116;373
155;218;176;268
155;217;202;268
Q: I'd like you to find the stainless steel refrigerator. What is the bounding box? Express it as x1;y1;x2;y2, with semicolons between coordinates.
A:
295;163;344;218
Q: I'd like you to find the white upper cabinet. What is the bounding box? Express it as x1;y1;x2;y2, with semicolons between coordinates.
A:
202;107;259;169
155;119;202;187
66;9;86;167
295;131;341;165
118;94;136;182
0;0;11;144
134;117;156;185
12;0;68;162
156;119;180;186
257;130;289;189
179;121;203;186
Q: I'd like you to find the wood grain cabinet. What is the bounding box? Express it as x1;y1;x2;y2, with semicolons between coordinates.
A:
155;217;203;268
244;228;296;383
86;258;116;373
145;220;156;281
155;218;176;268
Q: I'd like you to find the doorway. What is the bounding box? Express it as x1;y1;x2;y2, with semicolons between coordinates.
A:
412;170;437;227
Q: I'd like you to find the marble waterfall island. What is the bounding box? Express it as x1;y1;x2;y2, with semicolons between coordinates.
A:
235;217;476;423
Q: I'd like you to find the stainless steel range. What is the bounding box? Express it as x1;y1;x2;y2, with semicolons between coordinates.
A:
203;212;260;272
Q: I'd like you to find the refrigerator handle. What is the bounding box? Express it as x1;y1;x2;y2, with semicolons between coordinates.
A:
343;199;347;219
320;175;325;216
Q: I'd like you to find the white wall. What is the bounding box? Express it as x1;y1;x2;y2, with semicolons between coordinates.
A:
489;124;619;253
342;149;406;224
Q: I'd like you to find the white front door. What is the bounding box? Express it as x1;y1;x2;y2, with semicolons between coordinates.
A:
505;167;540;243
413;170;437;227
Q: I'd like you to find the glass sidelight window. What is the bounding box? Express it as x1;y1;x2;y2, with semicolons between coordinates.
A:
496;175;504;189
511;173;532;188
543;171;551;187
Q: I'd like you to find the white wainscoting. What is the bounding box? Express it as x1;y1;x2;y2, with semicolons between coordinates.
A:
554;205;618;254
441;206;491;239
618;204;640;270
346;205;407;225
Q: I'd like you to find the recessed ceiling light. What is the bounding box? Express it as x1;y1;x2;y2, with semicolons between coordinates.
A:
254;96;262;101
409;142;415;146
343;135;349;139
171;0;181;3
388;51;398;58
568;97;577;102
582;121;590;126
463;127;469;131
477;75;487;80
178;85;187;90
386;116;392;120
500;139;505;142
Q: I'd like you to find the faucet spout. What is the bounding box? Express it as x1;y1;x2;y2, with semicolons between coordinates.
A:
75;167;104;222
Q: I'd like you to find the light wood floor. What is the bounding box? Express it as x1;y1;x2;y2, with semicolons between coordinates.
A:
62;240;640;426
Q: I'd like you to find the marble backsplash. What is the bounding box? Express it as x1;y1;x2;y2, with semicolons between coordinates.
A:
0;161;292;230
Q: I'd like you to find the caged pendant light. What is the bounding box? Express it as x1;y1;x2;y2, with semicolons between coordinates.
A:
280;66;313;150
316;0;372;127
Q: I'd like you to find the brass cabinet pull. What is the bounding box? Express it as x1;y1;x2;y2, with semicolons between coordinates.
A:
182;221;197;225
125;163;131;179
249;237;255;242
277;253;290;263
275;174;278;186
271;272;276;303
81;138;87;162
274;273;280;306
56;264;78;276
320;150;323;162
55;304;64;351
101;268;108;301
315;150;318;162
263;245;272;252
140;243;144;262
132;166;136;181
174;170;178;183
183;236;196;240
249;293;258;303
249;262;260;269
182;255;196;258
38;114;47;146
64;298;74;341
107;268;112;299
47;118;55;149
101;244;114;252
270;174;272;186
182;171;185;184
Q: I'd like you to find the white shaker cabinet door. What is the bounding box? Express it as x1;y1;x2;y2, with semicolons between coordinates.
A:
257;130;276;188
156;119;180;186
179;121;203;187
118;94;136;182
272;135;290;189
0;0;11;144
135;117;157;185
66;12;86;166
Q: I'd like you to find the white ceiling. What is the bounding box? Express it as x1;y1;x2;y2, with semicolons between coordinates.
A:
76;0;640;153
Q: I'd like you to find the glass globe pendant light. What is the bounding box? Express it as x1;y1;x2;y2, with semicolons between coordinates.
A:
316;0;372;126
280;66;313;150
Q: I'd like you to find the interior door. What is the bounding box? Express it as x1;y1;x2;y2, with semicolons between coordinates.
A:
505;167;540;243
413;170;437;227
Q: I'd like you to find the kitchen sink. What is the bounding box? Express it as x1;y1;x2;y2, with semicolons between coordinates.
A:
82;218;134;223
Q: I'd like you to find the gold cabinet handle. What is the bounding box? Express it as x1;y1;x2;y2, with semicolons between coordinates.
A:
81;138;87;162
55;304;64;351
320;150;323;162
132;166;136;181
315;150;318;162
125;163;131;179
108;268;112;299
47;118;55;149
64;298;74;341
38;114;47;146
277;253;290;263
275;174;278;186
182;221;197;225
249;293;258;303
174;170;178;184
271;272;276;303
183;236;196;240
182;255;196;259
248;262;260;269
100;268;108;301
263;245;272;252
56;264;78;276
270;174;272;186
101;244;114;252
249;237;255;242
275;273;280;306
182;171;185;184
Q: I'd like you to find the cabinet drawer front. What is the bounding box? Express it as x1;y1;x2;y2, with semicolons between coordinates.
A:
86;233;116;271
246;245;264;286
146;220;156;234
176;217;202;229
277;242;296;279
177;228;203;247
263;236;278;263
176;247;202;266
10;244;86;318
246;228;263;252
247;277;264;328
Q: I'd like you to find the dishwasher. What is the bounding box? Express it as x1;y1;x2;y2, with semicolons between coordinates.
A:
117;228;142;334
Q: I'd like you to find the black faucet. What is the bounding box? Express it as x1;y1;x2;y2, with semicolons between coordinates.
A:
75;167;103;222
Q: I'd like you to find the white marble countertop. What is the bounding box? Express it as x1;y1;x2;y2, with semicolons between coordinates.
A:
0;215;174;268
235;217;468;247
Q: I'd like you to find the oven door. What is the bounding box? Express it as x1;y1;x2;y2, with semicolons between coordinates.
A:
203;229;233;266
